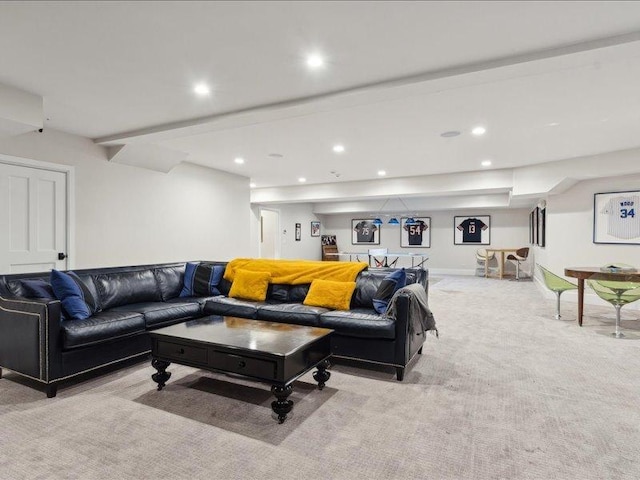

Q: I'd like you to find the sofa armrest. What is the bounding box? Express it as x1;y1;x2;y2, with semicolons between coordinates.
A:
392;292;428;367
0;295;63;382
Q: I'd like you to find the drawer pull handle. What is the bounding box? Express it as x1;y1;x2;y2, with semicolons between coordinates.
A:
178;348;185;354
238;361;246;368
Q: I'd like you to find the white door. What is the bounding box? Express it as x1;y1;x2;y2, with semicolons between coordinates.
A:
260;209;280;259
0;162;68;274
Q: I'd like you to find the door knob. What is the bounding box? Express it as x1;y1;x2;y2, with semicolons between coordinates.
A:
58;253;67;260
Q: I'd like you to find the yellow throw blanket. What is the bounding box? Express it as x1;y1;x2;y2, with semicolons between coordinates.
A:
224;258;367;285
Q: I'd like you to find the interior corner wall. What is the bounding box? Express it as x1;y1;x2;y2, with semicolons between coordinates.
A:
533;172;640;307
0;128;251;268
319;209;530;274
251;203;322;260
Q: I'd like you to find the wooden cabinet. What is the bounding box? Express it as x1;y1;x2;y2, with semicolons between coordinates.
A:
322;244;338;261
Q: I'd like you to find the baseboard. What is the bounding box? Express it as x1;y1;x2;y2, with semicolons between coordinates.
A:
533;275;640;311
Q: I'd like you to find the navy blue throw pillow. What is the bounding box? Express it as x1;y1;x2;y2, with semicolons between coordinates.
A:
21;279;55;299
180;262;225;297
50;270;99;320
372;269;407;314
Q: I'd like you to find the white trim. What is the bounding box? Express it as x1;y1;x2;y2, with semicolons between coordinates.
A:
534;274;640;311
0;153;75;270
259;207;281;259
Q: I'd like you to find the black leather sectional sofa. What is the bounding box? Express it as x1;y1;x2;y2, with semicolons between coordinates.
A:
0;261;429;397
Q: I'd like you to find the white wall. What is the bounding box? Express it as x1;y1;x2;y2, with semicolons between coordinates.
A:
534;173;640;307
319;208;530;274
249;203;322;260
0;129;252;268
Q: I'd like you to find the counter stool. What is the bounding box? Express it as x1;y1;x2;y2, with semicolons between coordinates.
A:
507;247;529;280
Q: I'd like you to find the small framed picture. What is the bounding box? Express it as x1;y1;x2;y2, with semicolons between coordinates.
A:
594;191;640;244
454;215;490;245
400;217;431;248
352;219;380;245
311;221;320;237
295;223;301;241
321;235;336;245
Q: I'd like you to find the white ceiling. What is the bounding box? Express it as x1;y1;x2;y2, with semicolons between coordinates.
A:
2;1;640;194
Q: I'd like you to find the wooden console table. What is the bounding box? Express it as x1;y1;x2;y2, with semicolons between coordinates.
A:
564;267;640;326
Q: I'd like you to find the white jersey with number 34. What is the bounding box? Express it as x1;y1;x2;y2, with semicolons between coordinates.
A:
601;196;640;239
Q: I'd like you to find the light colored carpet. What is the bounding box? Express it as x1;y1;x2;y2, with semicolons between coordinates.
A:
1;275;640;480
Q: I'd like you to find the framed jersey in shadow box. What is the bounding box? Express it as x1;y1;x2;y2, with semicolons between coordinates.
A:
352;219;380;245
401;217;430;247
454;215;490;245
594;191;640;244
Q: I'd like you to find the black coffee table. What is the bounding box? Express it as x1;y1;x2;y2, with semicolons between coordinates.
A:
150;315;333;423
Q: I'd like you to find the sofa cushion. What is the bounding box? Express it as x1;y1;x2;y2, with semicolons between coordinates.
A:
180;262;225;297
319;309;396;339
110;301;201;328
204;297;265;319
62;311;145;350
372;269;407;314
93;270;162;310
21;279;55;299
303;279;356;311
228;269;271;302
288;283;311;303
154;265;185;300
267;284;290;303
257;303;329;326
51;270;100;320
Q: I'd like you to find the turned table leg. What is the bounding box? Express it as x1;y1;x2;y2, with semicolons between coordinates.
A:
151;358;171;391
271;384;293;424
313;359;331;390
577;278;585;327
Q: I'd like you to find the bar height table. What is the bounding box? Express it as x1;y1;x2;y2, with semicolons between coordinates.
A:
564;267;640;326
485;248;519;279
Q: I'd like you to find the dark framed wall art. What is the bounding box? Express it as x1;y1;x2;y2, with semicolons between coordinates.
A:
311;221;320;237
529;208;535;245
400;217;431;248
295;223;301;241
593;190;640;244
537;207;546;247
454;215;490;245
321;234;336;245
352;219;380;245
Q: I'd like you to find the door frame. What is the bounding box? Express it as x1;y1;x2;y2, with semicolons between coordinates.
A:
0;153;76;269
259;207;281;259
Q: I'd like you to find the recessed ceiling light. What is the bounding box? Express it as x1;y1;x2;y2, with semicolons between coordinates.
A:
306;54;324;69
332;144;345;153
193;83;210;96
298;177;307;183
249;182;256;188
547;122;560;127
471;126;486;136
378;170;387;176
440;130;461;138
481;160;492;167
234;157;245;164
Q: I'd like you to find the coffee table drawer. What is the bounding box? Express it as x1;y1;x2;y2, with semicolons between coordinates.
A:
157;341;208;364
211;351;276;380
